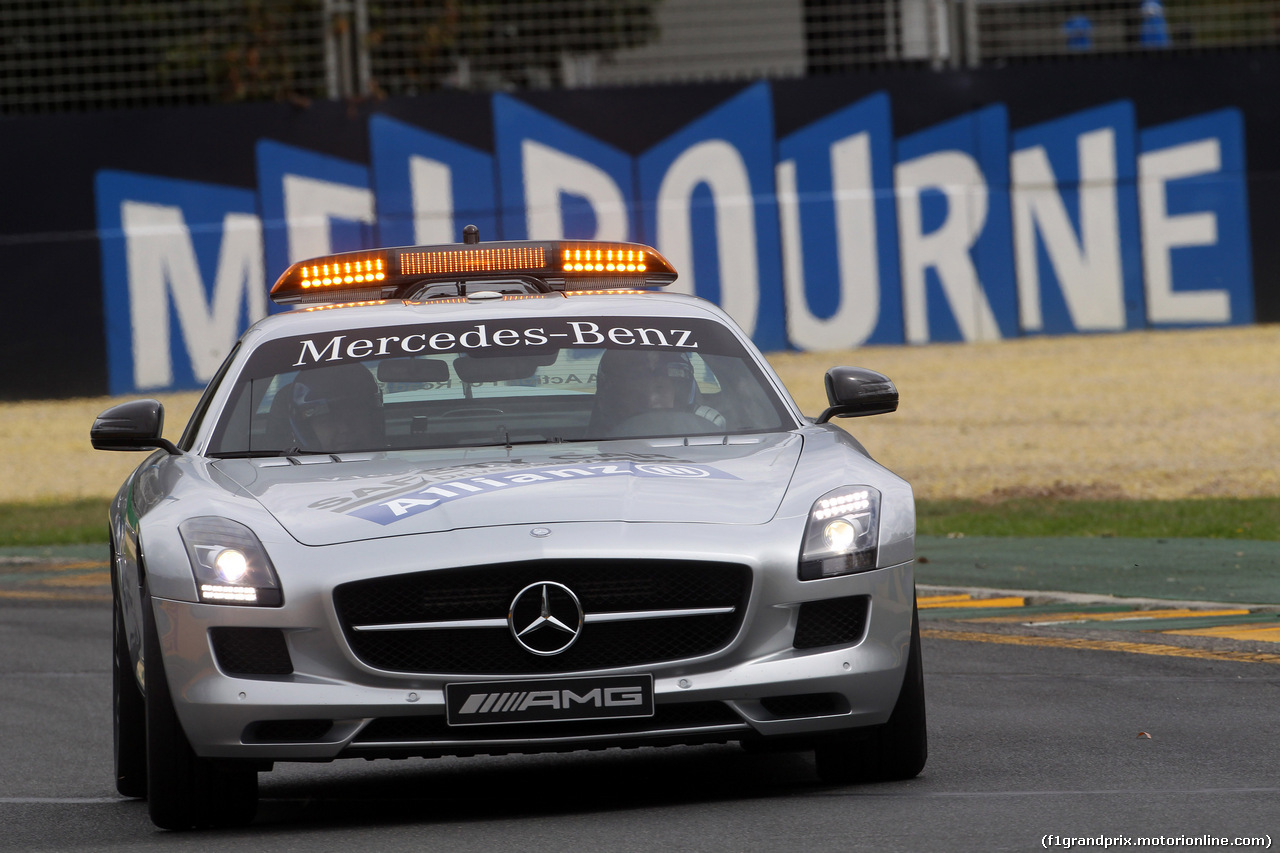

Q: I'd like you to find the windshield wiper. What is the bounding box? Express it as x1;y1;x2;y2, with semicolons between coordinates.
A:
209;449;301;459
212;448;340;458
455;435;568;449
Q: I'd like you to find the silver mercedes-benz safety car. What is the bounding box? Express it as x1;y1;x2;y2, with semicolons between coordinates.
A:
93;230;924;830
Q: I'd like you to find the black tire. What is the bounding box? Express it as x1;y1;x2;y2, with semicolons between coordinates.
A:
112;561;148;798
141;581;258;830
814;596;927;784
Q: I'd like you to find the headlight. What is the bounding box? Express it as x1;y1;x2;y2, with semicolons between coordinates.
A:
799;487;881;580
178;517;283;606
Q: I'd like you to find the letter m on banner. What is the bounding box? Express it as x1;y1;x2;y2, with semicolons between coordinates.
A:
96;171;266;394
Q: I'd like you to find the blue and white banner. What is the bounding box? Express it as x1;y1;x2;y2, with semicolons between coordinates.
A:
1012;101;1146;335
895;104;1019;344
369;114;499;248
778;92;904;349
494;94;634;243
91;81;1256;394
639;83;787;351
96;171;266;393
1138;108;1252;327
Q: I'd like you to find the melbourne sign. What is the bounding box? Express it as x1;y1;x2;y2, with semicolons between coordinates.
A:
92;82;1253;395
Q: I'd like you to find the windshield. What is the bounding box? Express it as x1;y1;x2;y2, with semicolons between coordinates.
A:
207;315;793;456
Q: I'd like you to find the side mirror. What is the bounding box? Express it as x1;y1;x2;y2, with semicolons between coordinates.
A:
90;399;180;454
815;367;898;423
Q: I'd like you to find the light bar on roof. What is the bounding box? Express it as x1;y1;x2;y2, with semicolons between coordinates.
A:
269;237;678;305
560;245;648;273
296;255;387;290
401;246;546;275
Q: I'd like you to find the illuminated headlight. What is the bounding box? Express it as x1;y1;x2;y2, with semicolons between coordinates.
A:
799;487;881;581
178;517;283;606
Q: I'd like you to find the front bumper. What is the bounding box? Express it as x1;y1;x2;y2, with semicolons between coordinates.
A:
146;522;916;761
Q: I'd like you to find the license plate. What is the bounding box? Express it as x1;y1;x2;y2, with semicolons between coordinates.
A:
445;674;655;726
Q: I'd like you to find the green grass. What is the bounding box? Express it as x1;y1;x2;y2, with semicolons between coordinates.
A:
917;497;1280;540
0;498;113;547
2;496;1278;547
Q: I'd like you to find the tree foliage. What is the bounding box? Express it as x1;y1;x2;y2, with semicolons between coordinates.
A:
0;0;663;113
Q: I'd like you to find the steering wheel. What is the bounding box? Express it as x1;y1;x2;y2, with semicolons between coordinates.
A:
608;409;724;438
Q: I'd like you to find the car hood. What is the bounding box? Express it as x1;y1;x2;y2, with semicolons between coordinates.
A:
212;435;803;546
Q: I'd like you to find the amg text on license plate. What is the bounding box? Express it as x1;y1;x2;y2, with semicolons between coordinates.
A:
446;675;655;726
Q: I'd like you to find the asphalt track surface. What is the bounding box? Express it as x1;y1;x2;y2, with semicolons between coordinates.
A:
2;537;1278;850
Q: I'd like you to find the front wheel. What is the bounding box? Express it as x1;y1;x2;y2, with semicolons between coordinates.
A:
141;581;258;830
112;551;147;798
814;596;927;784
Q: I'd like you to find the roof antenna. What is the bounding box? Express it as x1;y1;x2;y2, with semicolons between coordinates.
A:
463;224;480;244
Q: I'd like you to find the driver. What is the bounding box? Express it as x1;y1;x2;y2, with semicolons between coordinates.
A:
288;364;383;452
639;357;686;412
592;350;725;434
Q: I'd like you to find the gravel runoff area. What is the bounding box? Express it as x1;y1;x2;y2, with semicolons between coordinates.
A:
5;324;1277;504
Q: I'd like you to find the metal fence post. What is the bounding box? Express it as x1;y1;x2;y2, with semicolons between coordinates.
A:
323;0;370;99
354;0;372;96
323;0;340;99
964;0;980;67
935;0;955;68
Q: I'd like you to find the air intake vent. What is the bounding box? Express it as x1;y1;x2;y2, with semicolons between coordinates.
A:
759;693;847;718
793;595;870;650
209;627;293;676
244;719;333;743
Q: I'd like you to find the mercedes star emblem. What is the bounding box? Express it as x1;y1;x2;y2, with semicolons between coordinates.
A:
508;581;584;656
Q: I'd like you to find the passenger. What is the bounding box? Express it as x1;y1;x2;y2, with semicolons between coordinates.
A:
288;364;383;452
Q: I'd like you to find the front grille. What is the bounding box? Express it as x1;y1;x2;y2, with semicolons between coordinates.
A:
209;627;293;676
793;595;870;650
334;560;751;674
353;701;743;744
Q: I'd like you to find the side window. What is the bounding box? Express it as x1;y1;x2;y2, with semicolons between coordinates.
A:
178;342;241;450
213;384;252;455
207;373;297;455
697;354;785;431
